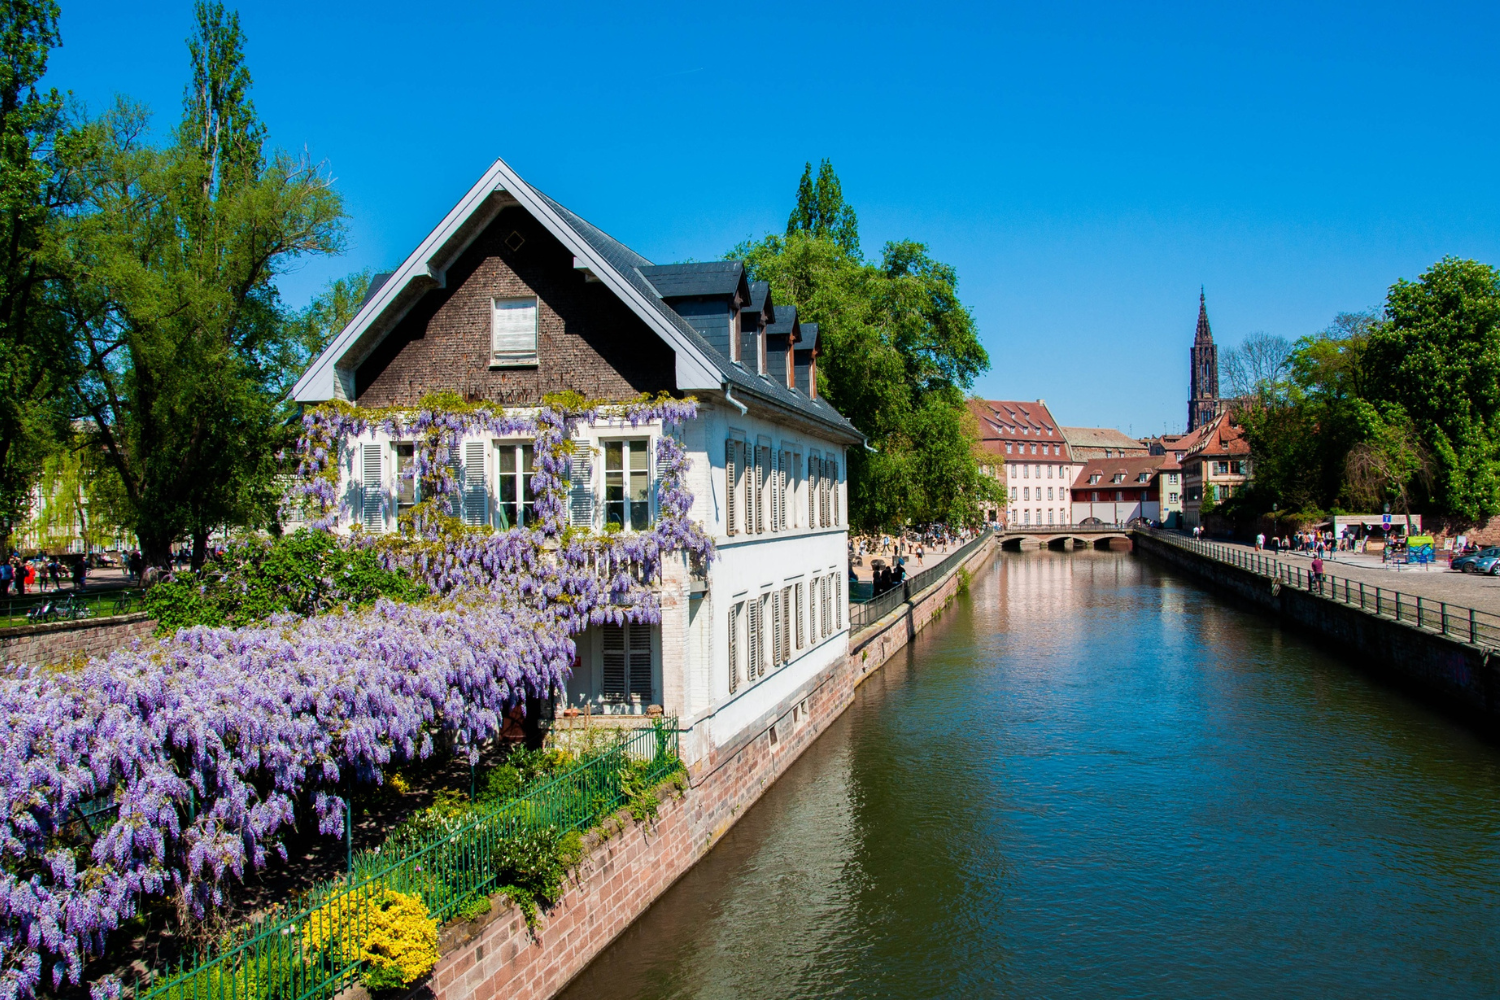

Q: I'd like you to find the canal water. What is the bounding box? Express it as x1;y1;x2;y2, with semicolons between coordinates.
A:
560;550;1500;999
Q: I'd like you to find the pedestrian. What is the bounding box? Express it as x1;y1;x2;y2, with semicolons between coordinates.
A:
1311;554;1325;593
12;556;25;597
1256;532;1265;551
0;559;10;599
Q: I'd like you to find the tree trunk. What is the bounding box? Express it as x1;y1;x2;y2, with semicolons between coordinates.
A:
190;528;211;571
138;531;175;571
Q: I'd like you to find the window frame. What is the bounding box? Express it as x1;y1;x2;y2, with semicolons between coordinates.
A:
490;295;539;367
604;437;653;531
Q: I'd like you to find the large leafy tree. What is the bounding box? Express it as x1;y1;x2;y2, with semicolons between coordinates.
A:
1363;257;1500;521
0;0;73;552
58;2;344;566
735;162;997;529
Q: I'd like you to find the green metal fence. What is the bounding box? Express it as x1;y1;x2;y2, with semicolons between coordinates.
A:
136;722;680;1000
0;588;143;628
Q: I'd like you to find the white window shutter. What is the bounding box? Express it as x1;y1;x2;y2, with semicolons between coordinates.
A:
725;441;737;536
771;592;782;665
628;623;653;702
602;625;626;702
569;450;594;528
464;441;487;526
728;604;740;694
795;582;804;649
361;444;384;530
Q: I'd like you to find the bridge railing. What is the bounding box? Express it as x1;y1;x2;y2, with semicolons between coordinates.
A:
1141;528;1500;648
850;528;993;633
1004;522;1137;533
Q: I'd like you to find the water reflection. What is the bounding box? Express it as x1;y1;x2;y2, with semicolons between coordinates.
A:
561;551;1500;999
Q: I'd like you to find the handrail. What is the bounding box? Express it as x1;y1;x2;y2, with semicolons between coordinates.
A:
1139;528;1500;649
850;529;993;632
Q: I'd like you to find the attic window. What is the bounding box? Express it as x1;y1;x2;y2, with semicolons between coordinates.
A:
1112;473;1125;483
504;230;526;252
1137;472;1150;483
491;296;538;366
1089;473;1101;484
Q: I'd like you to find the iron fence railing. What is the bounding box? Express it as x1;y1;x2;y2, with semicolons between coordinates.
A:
1;588;143;628
136;722;680;1000
1144;529;1500;648
850;529;994;632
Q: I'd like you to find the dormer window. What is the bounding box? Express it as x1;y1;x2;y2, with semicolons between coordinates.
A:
491;296;538;366
1137;472;1149;483
1112;473;1125;483
1089;473;1101;484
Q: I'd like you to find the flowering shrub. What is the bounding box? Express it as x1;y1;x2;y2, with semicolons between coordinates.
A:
0;392;711;1000
301;885;438;992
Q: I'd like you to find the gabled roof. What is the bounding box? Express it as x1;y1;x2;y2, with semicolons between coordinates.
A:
290;156;859;442
1060;426;1148;451
638;262;746;300
1181;411;1249;460
747;280;773;320
766;304;799;339
968;399;1073;458
1071;456;1164;489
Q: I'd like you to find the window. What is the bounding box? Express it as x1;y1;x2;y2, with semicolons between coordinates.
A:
1010;486;1018;500
748;597;764;681
1214;461;1229;475
1009;464;1016;478
758;593;773;677
1116;490;1124;501
491;296;538;365
728;601;744;694
601;622;653;707
1169;473;1179;485
1089;473;1101;484
1170;492;1180;503
568;448;594;528
1024;510;1031;525
1137;473;1150;483
1047;509;1054;524
1047;465;1053;478
836;576;843;630
1091;491;1099;502
360;443;384;530
1023;488;1030;501
1006;443;1013;454
725;440;740;536
1231;461;1247;475
394;443;416;516
1113;474;1125;483
780;587;793;663
1047;488;1053;501
756;445;771;532
794;582;805;649
493;443;535;528
605;439;650;530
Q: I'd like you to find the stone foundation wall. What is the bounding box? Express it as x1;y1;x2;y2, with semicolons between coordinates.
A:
0;613;155;667
428;535;999;1000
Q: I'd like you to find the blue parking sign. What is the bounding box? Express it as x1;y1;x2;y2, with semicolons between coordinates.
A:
1382;513;1391;528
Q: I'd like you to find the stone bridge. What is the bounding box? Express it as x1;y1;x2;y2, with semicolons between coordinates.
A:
999;524;1135;551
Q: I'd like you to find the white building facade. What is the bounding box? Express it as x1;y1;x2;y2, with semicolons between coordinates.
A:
292;158;861;767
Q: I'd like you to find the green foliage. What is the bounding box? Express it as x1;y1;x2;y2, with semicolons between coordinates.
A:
144;529;425;633
475;747;575;806
455;895;492;923
734;163;999;530
0;0;72;551
491;826;584;929
1236;260;1500;525
54;3;346;565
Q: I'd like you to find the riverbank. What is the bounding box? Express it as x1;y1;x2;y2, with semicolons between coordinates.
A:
560;549;1500;1000
428;533;1000;1000
1134;529;1500;735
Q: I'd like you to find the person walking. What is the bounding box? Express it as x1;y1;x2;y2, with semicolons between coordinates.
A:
0;559;10;599
1256;532;1265;551
1311;553;1325;593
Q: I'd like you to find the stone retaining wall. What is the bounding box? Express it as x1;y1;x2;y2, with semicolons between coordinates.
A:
1134;530;1500;734
0;613;155;667
428;535;999;1000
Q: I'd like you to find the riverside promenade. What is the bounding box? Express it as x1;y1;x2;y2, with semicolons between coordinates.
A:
1194;535;1500;617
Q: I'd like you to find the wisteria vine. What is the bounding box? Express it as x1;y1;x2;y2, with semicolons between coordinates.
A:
0;392;710;1000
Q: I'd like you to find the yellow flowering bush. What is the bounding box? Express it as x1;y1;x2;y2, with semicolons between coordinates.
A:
300;885;439;992
359;889;440;991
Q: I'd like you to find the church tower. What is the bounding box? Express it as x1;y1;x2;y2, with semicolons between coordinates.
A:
1187;289;1219;432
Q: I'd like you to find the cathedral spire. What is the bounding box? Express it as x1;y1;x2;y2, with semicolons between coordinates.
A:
1195;287;1213;344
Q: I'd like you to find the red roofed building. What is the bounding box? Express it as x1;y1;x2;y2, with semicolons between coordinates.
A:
1180;410;1252;527
968;399;1081;526
1070;457;1163;524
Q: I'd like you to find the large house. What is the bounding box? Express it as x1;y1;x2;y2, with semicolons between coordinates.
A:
1179;411;1251;527
290;157;862;767
969;399;1080;526
1070;457;1162;524
1061;426;1149;460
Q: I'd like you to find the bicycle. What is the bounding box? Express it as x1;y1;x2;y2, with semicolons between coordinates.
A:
25;600;57;624
58;594;94;621
110;591;136;615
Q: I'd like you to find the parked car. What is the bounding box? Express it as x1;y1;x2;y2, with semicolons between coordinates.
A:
1452;546;1500;573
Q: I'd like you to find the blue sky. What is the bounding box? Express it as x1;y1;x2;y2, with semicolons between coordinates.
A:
47;1;1500;435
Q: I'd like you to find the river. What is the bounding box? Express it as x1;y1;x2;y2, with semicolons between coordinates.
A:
560;549;1500;999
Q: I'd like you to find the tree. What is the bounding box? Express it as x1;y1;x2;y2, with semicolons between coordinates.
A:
0;0;71;552
1222;332;1292;401
58;2;345;567
786;159;860;257
1344;401;1432;531
737;162;999;529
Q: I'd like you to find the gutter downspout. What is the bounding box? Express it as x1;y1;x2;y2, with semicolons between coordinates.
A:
723;386;748;416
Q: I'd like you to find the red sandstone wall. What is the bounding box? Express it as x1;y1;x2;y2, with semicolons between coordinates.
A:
428;537;998;1000
0;613;155;667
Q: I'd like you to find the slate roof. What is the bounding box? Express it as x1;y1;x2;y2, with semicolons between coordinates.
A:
530;189;858;441
637;261;745;299
766;303;798;337
747;280;772;317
